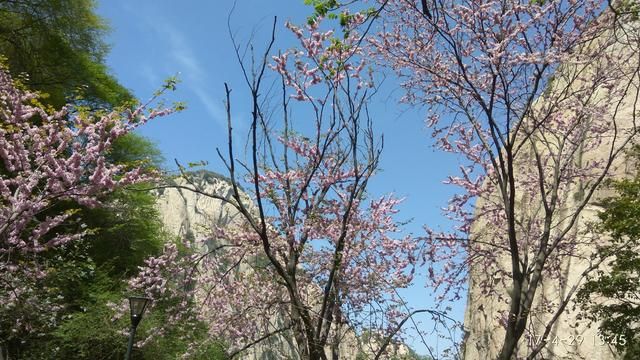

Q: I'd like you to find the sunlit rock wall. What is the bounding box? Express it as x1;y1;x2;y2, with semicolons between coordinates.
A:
462;23;639;360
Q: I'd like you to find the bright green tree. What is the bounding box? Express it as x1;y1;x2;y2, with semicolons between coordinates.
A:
577;149;640;359
0;0;131;107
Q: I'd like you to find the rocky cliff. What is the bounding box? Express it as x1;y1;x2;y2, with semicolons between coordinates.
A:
155;171;245;243
462;23;640;359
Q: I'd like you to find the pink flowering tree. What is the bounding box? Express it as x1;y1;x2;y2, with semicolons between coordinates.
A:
128;16;441;359
0;67;176;350
362;0;640;358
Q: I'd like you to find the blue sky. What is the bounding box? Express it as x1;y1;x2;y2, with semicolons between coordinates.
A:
97;0;466;355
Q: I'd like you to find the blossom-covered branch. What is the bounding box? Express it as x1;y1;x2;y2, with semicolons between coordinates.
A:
130;15;423;359
369;0;640;358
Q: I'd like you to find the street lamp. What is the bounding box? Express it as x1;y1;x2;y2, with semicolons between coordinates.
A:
125;296;151;360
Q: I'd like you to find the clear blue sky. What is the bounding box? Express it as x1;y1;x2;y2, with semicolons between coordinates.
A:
97;0;466;355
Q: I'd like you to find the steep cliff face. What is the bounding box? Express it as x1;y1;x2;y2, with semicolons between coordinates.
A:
462;24;640;359
155;171;245;243
154;171;412;359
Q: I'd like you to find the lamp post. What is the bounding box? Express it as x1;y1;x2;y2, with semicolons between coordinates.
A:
125;296;151;360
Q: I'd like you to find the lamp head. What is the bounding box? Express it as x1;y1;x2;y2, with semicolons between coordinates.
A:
128;296;151;328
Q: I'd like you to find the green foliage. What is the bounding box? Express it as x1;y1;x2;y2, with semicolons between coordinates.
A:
0;0;131;107
304;0;344;28
83;134;167;278
38;276;127;360
577;148;640;358
83;185;165;278
21;266;228;360
108;132;165;170
616;0;640;21
304;0;339;18
139;311;228;360
161;74;181;93
303;0;378;42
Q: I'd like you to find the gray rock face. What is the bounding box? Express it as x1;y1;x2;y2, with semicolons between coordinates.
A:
155;171;245;242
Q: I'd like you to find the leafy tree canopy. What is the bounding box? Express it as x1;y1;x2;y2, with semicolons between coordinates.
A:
0;0;131;107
